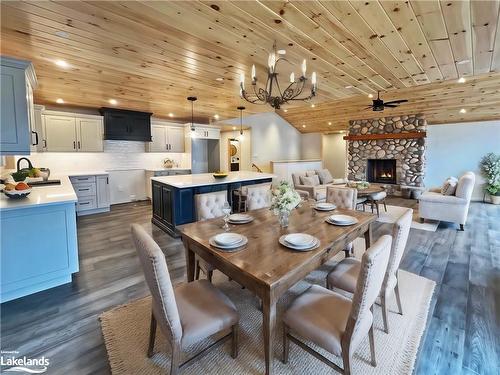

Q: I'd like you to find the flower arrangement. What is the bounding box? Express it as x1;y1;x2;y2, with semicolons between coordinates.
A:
480;153;500;197
270;181;302;213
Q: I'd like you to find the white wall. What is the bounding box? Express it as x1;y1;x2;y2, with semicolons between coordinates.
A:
301;133;322;159
426;120;500;200
225;112;301;172
322;133;348;179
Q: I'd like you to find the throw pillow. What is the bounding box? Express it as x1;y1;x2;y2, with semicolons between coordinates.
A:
316;169;334;184
441;177;458;195
305;170;317;177
300;175;320;186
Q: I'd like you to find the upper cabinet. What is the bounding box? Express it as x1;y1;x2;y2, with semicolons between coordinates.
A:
190;125;220;140
100;107;152;142
43;112;103;152
0;56;37;155
149;122;185;153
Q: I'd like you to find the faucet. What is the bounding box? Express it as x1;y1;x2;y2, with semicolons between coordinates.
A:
17;157;33;171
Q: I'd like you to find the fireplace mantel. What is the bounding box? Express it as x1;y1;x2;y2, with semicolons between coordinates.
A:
343;131;426;141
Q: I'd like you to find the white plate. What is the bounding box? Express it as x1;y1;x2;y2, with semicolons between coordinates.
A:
315;203;336;211
228;214;253;222
209;235;248;251
326;216;358;226
328;214;356;223
279;235;319;251
284;233;316;247
213;232;243;246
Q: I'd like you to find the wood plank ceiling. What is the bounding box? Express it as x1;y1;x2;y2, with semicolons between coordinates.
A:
1;1;499;130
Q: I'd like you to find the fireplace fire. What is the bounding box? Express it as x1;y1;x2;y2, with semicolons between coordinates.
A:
367;159;397;184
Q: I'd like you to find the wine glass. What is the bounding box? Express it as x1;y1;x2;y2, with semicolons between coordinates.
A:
222;201;232;231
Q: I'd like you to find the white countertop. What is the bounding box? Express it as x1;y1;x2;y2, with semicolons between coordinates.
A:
68;171;109;177
0;175;77;211
146;168;191;172
151;171;275;188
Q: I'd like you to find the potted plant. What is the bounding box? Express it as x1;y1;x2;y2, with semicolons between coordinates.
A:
480;153;500;204
270;181;301;227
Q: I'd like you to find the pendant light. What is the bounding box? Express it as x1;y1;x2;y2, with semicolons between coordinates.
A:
237;106;245;138
187;96;197;132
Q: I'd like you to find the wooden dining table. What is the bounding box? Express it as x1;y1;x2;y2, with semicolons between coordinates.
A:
178;205;377;375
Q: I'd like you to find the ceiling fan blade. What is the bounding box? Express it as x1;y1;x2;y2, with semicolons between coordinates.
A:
384;104;399;108
384;99;408;105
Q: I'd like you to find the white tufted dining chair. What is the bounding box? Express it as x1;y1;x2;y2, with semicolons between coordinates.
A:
326;186;358;257
282;235;392;374
194;191;227;282
245;183;272;211
131;224;239;375
326;186;358;209
327;208;412;333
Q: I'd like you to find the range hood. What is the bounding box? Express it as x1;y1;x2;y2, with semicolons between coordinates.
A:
100;107;152;142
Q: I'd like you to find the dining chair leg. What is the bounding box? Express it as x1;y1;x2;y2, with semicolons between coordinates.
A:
147;311;157;358
170;343;181;375
376;201;380;217
231;324;239;358
368;323;377;367
195;261;201;280
207;270;213;283
383;199;387;212
341;347;351;375
395;280;404;315
282;324;290;364
381;293;389;334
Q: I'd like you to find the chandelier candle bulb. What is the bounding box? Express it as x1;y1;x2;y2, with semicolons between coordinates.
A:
302;59;307;77
240;73;245;86
290;72;295;83
268;52;276;72
312;72;317;87
251;64;256;82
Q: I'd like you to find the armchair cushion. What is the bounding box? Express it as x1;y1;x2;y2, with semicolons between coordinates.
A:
316;169;334;184
300;175;320;186
418;191;467;205
441;177;458;195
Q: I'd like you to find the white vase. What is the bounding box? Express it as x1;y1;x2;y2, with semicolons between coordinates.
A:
491;195;500;205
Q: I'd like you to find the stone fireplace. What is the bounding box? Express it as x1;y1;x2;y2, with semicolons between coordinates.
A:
347;114;426;187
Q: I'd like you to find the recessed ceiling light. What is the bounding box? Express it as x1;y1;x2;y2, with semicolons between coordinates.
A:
168;113;174;117
55;31;69;39
460;108;466;114
457;59;470;65
109;99;117;105
328;122;332;125
215;77;224;81
232;126;237;130
311;104;315;108
302;125;306;128
214;114;219;120
277;49;286;55
283;109;288;113
56;98;64;104
458;77;466;83
345;85;354;89
368;93;374;98
55;60;69;68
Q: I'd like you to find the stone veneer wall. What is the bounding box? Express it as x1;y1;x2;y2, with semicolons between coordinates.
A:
347;114;426;187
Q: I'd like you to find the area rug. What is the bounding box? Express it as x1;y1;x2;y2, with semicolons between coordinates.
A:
100;256;435;375
376;205;440;232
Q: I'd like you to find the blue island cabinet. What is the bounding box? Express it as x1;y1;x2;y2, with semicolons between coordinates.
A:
1;202;78;303
151;176;273;237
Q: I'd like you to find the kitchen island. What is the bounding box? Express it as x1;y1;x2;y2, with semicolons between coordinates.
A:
0;175;78;303
151;171;274;237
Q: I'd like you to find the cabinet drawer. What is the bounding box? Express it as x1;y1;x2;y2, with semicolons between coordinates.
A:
76;196;97;211
73;182;96;198
154;170;171;177
70;175;96;184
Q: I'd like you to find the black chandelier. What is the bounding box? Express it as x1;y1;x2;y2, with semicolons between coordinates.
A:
239;43;317;109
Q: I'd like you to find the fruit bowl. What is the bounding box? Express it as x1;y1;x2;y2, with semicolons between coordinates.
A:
213;172;228;179
4;188;32;199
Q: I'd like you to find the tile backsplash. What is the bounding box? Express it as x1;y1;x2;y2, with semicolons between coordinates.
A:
12;140;190;173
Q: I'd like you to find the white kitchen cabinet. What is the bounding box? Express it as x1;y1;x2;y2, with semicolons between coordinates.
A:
77;118;103;152
96;175;110;208
190;125;220;140
0;57;37;155
32;105;46;152
148;123;185;152
43;112;103;152
44;115;77;152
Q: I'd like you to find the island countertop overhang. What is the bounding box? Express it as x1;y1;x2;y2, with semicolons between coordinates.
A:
151;171;275;188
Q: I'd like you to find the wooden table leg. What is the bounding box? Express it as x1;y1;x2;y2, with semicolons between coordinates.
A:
364;222;372;250
262;292;277;375
182;237;195;282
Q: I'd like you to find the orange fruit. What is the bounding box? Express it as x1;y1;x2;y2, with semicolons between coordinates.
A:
15;182;30;190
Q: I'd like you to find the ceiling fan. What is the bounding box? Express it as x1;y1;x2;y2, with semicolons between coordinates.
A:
365;91;408;111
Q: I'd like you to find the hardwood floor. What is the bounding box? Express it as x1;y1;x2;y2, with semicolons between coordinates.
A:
1;199;498;374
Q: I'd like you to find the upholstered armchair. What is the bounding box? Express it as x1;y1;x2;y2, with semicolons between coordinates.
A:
418;172;475;231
